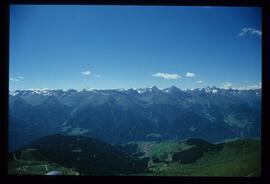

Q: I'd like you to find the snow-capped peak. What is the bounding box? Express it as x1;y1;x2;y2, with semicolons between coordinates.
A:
81;88;98;92
149;85;160;92
9;90;19;96
136;89;143;94
212;89;218;93
29;88;53;95
116;88;126;92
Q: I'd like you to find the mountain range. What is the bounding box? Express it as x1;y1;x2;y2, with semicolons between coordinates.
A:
9;86;261;151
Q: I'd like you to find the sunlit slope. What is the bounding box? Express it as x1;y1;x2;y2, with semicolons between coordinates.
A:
124;139;261;176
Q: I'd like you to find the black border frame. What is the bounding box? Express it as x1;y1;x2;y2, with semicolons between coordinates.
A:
1;0;269;184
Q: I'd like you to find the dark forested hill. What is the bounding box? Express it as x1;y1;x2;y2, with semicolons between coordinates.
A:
9;134;148;175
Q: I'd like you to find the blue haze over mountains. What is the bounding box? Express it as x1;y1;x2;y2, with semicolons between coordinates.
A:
9;86;261;151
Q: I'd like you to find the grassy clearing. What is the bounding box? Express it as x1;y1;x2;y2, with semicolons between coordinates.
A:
133;140;194;160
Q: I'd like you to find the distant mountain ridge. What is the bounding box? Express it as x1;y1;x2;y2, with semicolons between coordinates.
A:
9;85;261;96
9;86;261;151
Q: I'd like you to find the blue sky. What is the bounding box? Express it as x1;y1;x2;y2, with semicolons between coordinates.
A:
9;5;261;90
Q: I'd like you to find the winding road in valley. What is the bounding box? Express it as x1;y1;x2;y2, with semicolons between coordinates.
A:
13;153;80;175
13;153;31;165
13;153;50;173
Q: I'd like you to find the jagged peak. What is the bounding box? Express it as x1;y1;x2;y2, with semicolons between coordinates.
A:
146;85;160;91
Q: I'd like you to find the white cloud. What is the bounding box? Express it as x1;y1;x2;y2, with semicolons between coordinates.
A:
94;74;101;78
196;80;203;84
10;78;19;82
232;83;262;90
81;70;91;76
238;27;262;37
152;72;181;80
245;85;261;89
221;82;233;89
185;72;196;77
233;85;261;90
10;76;23;82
